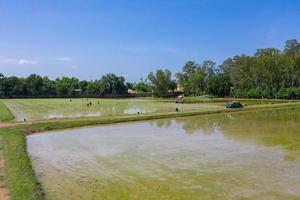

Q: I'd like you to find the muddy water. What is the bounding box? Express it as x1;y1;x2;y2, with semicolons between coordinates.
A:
27;108;300;200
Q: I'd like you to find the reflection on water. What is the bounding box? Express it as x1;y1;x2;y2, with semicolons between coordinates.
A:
40;105;157;120
27;107;300;200
149;108;300;160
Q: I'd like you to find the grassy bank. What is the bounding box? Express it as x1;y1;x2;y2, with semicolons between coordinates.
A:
183;96;298;104
0;101;300;200
0;101;14;122
0;128;44;200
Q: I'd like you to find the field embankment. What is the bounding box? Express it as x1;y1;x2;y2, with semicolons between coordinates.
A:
0;128;44;200
183;96;297;104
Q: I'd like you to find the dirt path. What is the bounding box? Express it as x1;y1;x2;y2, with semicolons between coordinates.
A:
0;123;15;128
0;122;32;128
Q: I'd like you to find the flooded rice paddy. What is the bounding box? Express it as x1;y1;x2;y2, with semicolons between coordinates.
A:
27;107;300;200
3;98;224;121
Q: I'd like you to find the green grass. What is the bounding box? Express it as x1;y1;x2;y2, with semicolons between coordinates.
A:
184;96;299;105
0;101;300;200
0;100;15;122
0;128;44;200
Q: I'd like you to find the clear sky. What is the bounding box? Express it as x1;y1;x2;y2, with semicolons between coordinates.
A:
0;0;299;81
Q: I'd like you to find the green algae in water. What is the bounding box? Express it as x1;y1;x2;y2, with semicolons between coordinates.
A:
27;107;300;200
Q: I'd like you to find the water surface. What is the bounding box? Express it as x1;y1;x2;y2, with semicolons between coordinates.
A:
27;107;300;200
3;98;223;121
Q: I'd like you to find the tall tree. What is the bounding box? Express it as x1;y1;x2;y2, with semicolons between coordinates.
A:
134;78;150;93
207;75;231;97
55;77;80;96
41;76;56;95
176;61;198;95
99;73;127;94
148;69;176;97
25;74;43;95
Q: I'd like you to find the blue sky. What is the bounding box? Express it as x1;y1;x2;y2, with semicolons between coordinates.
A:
0;0;299;81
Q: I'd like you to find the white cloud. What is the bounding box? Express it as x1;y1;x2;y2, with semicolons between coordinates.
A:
0;58;39;65
18;59;39;65
57;57;73;61
71;65;78;69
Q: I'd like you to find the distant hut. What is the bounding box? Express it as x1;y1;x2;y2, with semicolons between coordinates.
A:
175;84;184;92
127;89;136;94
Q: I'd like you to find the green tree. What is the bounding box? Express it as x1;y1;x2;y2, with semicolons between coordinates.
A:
175;61;198;95
202;60;216;81
134;78;150;93
25;74;43;95
0;76;25;96
42;76;56;95
189;68;206;95
125;82;134;90
86;80;102;95
283;39;300;88
55;77;80;96
148;69;176;97
207;75;231;97
99;73;127;94
176;60;215;95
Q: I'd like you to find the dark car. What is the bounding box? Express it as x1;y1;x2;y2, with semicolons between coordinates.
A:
226;101;243;108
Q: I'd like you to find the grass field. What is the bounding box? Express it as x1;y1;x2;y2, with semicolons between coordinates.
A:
0;100;14;122
0;101;300;200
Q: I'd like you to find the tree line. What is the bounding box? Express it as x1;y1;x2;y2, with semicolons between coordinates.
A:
147;39;300;98
0;73;129;96
1;39;300;98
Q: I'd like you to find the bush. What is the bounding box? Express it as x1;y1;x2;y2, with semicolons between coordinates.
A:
246;88;255;98
233;88;246;98
245;87;263;98
233;87;300;99
275;87;300;99
262;88;272;98
276;88;286;99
